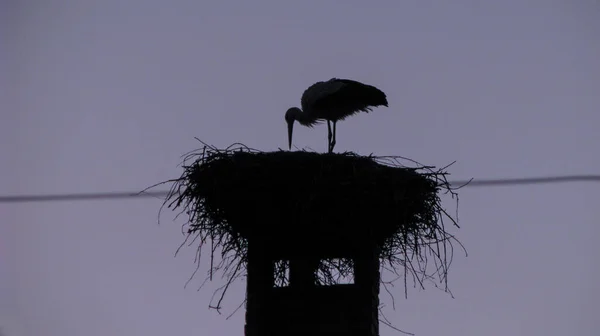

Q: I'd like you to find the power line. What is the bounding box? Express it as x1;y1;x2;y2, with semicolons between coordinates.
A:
1;175;599;204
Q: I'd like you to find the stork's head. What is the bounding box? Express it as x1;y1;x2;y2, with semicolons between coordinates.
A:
285;107;301;150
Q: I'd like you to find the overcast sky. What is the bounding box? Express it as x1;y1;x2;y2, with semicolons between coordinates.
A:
2;1;600;335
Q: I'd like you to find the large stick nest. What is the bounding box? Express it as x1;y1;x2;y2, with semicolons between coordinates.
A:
157;140;465;311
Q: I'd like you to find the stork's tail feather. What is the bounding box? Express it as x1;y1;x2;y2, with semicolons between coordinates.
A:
361;84;388;107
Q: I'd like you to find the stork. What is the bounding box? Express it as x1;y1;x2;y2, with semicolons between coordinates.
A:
285;78;388;153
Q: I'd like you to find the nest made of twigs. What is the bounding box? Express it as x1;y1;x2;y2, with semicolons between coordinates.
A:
156;140;464;311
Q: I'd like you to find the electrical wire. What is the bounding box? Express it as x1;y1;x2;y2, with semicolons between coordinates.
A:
0;175;599;204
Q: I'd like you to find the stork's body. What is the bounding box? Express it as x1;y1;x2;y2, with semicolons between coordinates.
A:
285;78;388;153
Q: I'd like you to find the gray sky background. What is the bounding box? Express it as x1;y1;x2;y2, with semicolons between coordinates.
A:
2;1;600;335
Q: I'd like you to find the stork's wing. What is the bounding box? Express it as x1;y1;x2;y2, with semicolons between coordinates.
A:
308;78;388;115
300;78;347;112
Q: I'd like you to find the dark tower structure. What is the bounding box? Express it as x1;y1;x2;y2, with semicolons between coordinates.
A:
244;238;381;336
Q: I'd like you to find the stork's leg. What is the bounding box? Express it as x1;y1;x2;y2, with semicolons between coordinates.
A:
330;121;337;153
327;120;333;153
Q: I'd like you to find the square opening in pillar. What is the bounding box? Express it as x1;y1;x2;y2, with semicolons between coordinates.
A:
318;258;354;285
273;259;290;287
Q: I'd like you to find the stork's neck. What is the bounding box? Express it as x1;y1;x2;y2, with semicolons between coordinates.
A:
291;107;313;125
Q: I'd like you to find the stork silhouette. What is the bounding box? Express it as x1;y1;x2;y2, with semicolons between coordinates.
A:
285;78;388;153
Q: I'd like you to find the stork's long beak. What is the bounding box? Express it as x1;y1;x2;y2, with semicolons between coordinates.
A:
287;121;294;150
